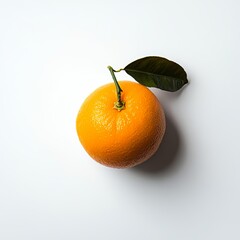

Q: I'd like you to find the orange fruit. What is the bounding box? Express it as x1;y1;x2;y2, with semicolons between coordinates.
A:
76;81;166;168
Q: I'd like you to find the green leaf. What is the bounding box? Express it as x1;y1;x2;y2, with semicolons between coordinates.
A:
124;56;188;92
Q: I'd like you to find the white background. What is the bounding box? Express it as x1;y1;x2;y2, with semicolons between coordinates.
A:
1;0;240;239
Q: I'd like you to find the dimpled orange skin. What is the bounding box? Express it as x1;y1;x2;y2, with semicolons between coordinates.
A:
76;81;166;168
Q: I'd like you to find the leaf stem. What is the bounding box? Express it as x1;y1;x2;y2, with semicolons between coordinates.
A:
113;68;124;73
107;66;125;111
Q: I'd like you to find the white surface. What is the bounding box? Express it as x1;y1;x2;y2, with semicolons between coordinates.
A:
1;0;240;239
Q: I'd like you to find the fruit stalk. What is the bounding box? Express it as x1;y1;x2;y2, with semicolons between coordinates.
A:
107;66;125;111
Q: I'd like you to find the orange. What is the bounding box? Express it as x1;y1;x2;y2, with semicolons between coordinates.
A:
76;81;166;168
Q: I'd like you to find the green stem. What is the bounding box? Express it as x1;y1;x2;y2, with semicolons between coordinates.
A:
107;66;125;111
